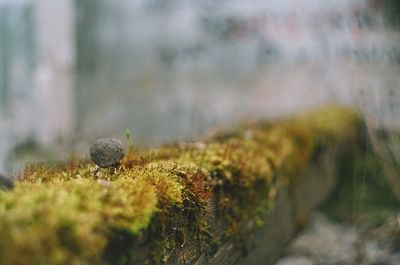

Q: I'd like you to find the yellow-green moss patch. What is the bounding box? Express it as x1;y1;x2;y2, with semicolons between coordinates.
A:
0;106;361;264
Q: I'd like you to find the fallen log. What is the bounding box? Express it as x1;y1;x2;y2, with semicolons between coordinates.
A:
0;106;361;265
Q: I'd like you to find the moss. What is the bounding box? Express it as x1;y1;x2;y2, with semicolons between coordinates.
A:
0;177;157;265
141;160;187;206
0;105;361;264
0;181;105;265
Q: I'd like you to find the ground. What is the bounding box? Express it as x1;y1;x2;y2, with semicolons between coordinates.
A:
277;212;400;265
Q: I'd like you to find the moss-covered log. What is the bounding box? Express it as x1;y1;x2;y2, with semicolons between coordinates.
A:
0;106;361;265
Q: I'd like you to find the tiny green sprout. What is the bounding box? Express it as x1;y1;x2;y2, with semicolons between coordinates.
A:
125;128;133;148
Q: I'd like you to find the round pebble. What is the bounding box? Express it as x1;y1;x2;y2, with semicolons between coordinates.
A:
90;138;124;168
0;173;14;190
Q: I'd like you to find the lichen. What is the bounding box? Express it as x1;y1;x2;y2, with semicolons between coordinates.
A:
0;106;361;265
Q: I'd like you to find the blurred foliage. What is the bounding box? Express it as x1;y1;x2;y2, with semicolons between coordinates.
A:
323;127;400;224
382;0;400;29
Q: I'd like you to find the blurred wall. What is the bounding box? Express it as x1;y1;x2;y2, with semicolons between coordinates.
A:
0;0;399;172
76;0;400;146
0;0;74;172
0;0;36;172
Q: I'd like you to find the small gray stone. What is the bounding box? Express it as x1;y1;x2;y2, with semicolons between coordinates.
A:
90;138;124;168
0;173;14;190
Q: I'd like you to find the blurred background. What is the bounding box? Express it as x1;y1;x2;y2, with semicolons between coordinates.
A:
0;0;399;173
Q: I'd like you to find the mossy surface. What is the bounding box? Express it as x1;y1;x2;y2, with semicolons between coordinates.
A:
0;106;361;265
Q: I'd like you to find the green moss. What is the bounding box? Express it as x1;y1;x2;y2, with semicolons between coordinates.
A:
0;105;361;264
0;177;157;265
142;160;187;206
